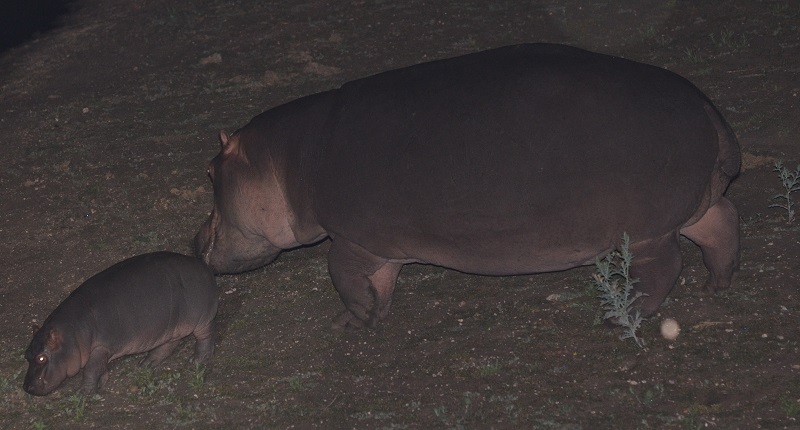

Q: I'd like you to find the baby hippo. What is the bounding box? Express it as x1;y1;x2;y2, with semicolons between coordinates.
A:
23;252;218;396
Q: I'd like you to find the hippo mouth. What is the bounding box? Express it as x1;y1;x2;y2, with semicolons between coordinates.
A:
195;211;219;267
195;211;281;274
202;244;279;274
223;253;280;274
23;379;44;396
23;371;57;396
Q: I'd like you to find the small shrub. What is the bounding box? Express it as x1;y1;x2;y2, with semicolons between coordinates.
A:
709;29;749;51
282;372;319;391
630;383;664;407
32;418;48;430
783;398;800;417
167;401;199;426
0;369;22;393
130;366;181;399
63;394;87;420
288;376;304;390
433;392;479;429
479;360;502;377
683;48;704;64
189;363;206;390
770;161;800;223
489;394;519;423
593;233;646;348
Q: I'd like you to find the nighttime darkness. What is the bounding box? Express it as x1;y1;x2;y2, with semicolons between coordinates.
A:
1;1;799;428
0;0;76;53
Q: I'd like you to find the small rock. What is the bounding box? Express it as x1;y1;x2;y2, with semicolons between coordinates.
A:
660;318;680;340
200;53;223;65
546;293;562;302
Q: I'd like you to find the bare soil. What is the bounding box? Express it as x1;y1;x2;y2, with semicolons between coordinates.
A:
1;1;799;429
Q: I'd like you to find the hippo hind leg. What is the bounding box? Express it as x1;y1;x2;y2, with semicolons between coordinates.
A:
191;321;216;365
680;197;740;293
628;232;683;317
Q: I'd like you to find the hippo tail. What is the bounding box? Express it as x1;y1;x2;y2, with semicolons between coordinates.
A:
703;103;741;199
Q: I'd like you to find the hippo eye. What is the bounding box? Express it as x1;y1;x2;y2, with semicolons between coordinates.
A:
36;354;47;365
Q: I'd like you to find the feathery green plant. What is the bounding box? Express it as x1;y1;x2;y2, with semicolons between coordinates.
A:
770;161;800;223
593;233;646;348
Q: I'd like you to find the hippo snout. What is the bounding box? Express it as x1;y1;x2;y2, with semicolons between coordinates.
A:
23;362;62;396
23;376;39;395
23;376;48;396
194;217;281;274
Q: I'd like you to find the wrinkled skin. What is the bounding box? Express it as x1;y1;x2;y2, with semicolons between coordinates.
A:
24;252;218;396
195;43;740;330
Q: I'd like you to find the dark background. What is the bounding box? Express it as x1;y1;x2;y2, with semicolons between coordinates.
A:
0;0;75;53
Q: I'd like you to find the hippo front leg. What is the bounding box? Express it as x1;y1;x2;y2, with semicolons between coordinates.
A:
81;347;112;394
327;239;402;330
140;340;182;367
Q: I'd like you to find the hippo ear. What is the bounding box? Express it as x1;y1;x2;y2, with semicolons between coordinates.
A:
219;129;244;159
44;328;64;352
219;130;238;154
219;130;230;148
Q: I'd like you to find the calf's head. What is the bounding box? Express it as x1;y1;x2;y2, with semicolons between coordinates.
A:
24;327;80;396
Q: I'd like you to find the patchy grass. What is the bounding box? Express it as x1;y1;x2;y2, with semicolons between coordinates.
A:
709;29;750;52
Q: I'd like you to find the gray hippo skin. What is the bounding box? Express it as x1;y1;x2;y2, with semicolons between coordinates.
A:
195;43;740;330
24;252;218;396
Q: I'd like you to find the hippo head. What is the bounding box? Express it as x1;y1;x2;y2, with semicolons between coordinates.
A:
195;130;301;273
23;326;81;396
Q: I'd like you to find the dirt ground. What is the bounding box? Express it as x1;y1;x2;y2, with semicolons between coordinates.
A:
1;0;799;428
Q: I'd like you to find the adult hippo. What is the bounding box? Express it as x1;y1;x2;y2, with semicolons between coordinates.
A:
195;43;740;330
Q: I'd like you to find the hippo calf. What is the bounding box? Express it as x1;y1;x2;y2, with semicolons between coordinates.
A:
195;43;740;330
24;252;218;396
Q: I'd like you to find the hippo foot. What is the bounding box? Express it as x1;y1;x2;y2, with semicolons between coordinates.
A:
701;270;737;295
680;197;740;295
190;345;214;366
80;371;109;395
140;340;181;367
191;325;216;365
80;374;108;395
331;310;368;331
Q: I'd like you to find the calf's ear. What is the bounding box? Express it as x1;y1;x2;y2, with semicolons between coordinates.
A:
44;328;64;352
